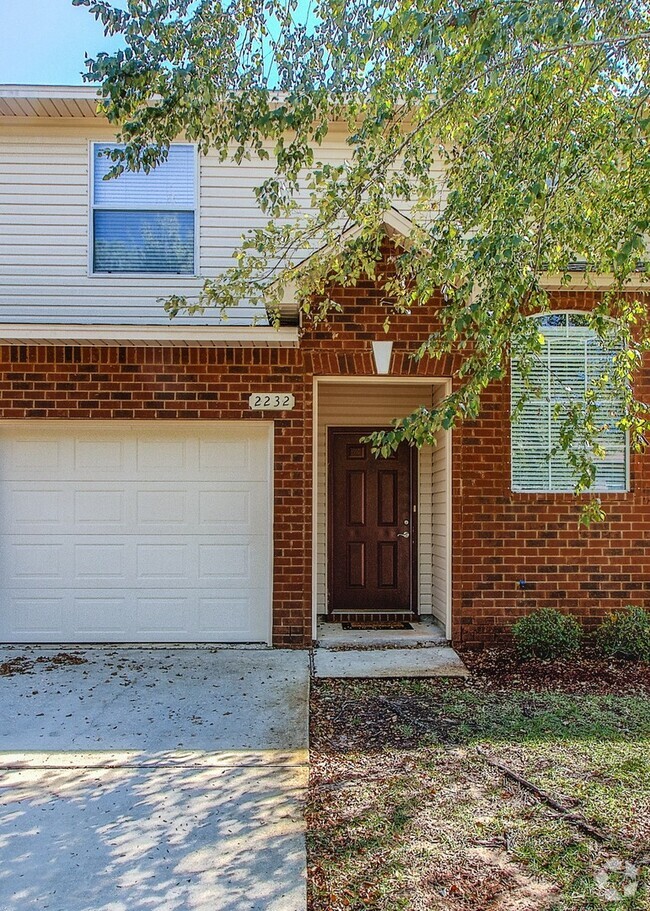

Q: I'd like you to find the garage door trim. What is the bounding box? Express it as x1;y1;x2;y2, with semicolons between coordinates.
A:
0;420;274;645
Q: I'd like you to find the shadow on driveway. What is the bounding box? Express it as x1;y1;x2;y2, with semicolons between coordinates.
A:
0;648;309;911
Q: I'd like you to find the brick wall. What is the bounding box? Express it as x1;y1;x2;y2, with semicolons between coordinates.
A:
302;281;650;646
452;289;650;646
0;344;312;647
0;283;647;648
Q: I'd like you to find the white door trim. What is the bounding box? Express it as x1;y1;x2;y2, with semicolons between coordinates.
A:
311;377;452;639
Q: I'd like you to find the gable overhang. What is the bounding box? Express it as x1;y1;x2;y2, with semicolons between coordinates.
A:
275;208;416;319
539;271;649;292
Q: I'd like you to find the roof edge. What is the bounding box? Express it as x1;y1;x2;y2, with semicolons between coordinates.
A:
0;84;99;99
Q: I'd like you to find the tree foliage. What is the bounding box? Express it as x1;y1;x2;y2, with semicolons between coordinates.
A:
74;0;650;516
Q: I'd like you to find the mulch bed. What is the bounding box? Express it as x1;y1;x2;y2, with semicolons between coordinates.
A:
459;646;650;695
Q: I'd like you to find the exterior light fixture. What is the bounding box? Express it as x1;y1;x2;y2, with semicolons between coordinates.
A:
371;340;393;375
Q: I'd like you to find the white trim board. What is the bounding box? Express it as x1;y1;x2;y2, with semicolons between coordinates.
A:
311;376;452;638
0;324;299;347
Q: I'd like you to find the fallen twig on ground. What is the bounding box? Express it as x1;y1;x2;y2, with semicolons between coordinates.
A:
476;746;612;846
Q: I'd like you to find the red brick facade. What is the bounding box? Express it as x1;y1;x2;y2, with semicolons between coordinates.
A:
0;286;648;647
452;290;650;647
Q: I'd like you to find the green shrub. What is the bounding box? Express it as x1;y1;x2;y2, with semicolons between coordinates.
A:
511;608;583;660
595;606;650;661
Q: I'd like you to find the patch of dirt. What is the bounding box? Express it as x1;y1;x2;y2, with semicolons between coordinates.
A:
420;848;559;910
459;647;650;695
0;652;87;676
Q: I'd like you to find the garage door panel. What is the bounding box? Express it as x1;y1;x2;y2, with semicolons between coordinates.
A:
2;485;269;536
4;487;67;528
198;431;271;480
136;543;189;581
1;538;131;588
136;436;189;475
0;438;66;477
74;438;128;476
198;595;261;636
198;487;268;529
2;535;269;589
11;542;64;581
0;595;65;637
135;488;189;527
75;543;127;581
135;596;195;635
74;597;129;635
75;489;125;526
1;424;272;482
0;422;272;643
0;589;269;642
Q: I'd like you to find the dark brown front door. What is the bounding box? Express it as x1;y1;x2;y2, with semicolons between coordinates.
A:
328;429;416;616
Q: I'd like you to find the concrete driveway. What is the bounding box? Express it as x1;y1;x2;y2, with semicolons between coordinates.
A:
0;647;309;911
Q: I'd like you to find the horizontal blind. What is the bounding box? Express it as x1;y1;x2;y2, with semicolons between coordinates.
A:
92;144;195;274
512;313;627;492
93;145;195;208
93;211;195;274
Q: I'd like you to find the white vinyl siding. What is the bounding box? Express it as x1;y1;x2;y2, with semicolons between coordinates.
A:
92;143;196;274
316;382;450;630
0;119;448;326
430;382;451;626
511;313;628;493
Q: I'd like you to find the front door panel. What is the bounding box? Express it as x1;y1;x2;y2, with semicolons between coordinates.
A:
329;429;415;615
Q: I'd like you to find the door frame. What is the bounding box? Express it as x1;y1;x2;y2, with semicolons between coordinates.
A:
327;426;418;618
312;377;453;642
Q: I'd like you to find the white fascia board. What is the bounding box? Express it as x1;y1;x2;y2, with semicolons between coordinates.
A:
539;272;649;291
0;324;299;347
0;84;100;99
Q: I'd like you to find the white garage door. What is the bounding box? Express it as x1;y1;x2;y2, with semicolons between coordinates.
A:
0;422;272;644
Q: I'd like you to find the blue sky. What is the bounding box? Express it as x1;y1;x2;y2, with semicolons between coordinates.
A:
0;0;123;85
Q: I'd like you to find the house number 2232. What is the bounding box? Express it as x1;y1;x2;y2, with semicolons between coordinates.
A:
248;393;296;411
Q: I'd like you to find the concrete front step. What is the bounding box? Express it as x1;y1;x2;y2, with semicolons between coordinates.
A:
317;619;448;650
312;646;469;679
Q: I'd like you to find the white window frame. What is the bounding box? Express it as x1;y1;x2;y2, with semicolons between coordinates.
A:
511;310;630;494
88;141;199;277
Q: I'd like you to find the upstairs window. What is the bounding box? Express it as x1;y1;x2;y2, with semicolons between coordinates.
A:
511;312;628;493
91;143;196;274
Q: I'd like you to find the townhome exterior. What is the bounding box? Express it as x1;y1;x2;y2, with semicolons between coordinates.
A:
0;84;648;648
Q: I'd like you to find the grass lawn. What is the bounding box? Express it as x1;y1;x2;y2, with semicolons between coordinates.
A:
307;652;650;910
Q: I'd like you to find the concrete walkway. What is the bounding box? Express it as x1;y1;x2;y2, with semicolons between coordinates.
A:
0;647;310;911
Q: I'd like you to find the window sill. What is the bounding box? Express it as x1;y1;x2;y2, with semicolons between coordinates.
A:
510;489;631;497
88;272;200;279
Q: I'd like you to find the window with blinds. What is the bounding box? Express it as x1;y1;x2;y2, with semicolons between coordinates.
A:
511;312;628;493
91;144;196;274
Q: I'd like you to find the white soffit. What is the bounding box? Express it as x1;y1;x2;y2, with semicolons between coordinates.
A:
540;272;649;291
0;85;103;119
0;324;299;347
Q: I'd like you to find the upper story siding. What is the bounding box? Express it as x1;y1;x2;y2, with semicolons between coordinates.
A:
1;104;424;328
